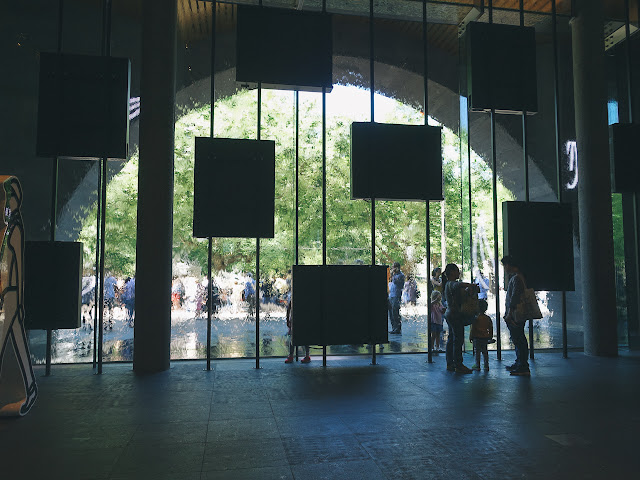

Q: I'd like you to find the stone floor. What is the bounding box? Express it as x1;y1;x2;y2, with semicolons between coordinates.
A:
1;351;639;479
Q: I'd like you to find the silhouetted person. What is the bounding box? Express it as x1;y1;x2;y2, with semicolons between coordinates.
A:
501;256;530;376
388;262;405;334
442;263;479;374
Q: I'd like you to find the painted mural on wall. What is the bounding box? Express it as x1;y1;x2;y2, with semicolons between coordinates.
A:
0;176;37;416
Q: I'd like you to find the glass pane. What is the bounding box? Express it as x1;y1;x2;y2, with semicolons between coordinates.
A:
257;89;295;358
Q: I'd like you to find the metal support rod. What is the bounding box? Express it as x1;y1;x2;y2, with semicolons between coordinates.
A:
423;0;433;364
97;157;107;374
46;0;65;377
322;87;327;366
47;158;58;376
488;0;501;361
205;0;216;372
93;160;101;369
206;239;212;370
322;88;327;265
255;80;261;369
369;0;377;366
467;113;472;282
294;90;299;362
295;91;299;266
551;0;568;358
518;0;534;361
96;0;112;375
492;129;501;362
520;0;530;204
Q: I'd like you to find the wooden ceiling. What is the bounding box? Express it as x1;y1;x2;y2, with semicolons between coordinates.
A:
113;0;637;53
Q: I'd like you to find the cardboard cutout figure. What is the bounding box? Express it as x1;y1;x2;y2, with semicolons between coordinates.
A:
0;176;37;416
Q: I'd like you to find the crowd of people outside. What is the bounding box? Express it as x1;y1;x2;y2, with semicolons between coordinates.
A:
81;274;136;329
80;270;294;332
77;258;534;374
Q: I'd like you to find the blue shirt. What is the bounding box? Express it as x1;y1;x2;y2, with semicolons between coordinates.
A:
104;276;117;299
388;271;405;298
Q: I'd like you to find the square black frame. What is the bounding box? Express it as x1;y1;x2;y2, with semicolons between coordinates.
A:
464;22;538;114
291;265;388;346
24;241;83;330
350;122;443;201
610;123;640;193
503;201;574;292
236;5;333;91
36;53;131;159
193;137;276;239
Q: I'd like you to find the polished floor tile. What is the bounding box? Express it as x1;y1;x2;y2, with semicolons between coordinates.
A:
1;352;639;479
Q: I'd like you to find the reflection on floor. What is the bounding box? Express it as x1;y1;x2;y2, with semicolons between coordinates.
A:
1;352;638;479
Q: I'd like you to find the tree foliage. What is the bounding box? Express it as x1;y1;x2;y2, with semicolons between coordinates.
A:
79;87;514;279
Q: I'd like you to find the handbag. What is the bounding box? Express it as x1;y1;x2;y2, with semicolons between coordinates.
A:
446;282;477;326
460;289;479;318
514;278;542;323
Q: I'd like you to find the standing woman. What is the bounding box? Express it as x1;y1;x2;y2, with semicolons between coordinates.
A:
501;256;530;376
442;263;478;373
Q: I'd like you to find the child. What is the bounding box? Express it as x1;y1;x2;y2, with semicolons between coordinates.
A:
430;290;445;353
470;299;493;371
284;296;310;364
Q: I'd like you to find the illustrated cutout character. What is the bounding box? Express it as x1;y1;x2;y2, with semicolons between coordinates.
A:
0;176;38;416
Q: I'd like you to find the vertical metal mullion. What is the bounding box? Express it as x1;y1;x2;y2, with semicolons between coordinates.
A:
369;0;377;366
369;0;375;266
467;110;472;284
519;0;534;361
488;0;501;361
321;0;328;367
295;91;299;266
47;0;65;377
97;0;112;375
551;0;568;359
322;89;327;266
254;0;263;370
93;156;101;370
255;83;261;369
206;2;216;372
423;0;433;364
520;0;530;203
294;90;299;362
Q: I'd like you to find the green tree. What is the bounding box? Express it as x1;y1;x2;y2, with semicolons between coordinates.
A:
79;87;513;279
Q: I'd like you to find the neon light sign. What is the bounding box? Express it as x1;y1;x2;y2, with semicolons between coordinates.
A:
129;97;140;120
566;141;578;190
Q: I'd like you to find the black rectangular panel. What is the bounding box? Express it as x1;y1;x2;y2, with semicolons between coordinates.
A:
351;122;443;201
465;22;538;114
610;123;640;193
236;6;332;91
503;202;574;291
24;241;83;330
291;265;388;346
36;53;131;159
193;137;276;238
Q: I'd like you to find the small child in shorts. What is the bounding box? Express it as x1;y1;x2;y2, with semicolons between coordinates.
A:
430;290;445;353
470;299;493;371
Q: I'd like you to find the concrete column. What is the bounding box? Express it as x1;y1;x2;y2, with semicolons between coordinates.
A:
134;0;177;373
571;0;618;356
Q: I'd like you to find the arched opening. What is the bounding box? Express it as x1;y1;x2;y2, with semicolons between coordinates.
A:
31;84;517;363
